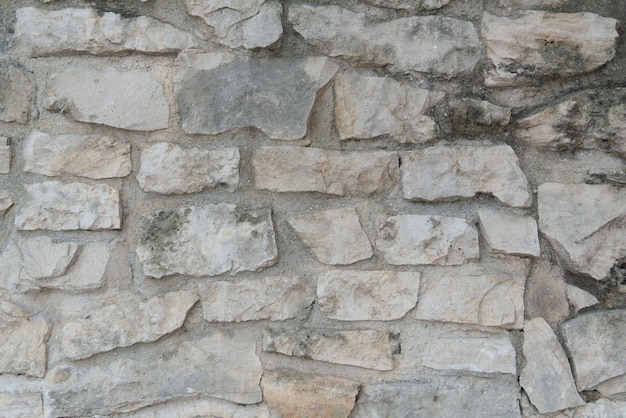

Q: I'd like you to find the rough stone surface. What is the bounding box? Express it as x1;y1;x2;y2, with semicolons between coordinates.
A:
117;398;273;418
401;145;532;207
46;67;169;131
288;5;481;76
137;204;277;278
566;399;626;418
561;310;626;390
137;142;239;194
174;51;338;139
0;190;12;214
15;181;121;231
479;210;540;257
263;329;399;371
595;375;626;397
23;131;131;179
449;98;511;134
524;258;569;325
0;138;9;174
261;369;359;418
538;182;626;280
376;215;479;266
185;0;282;49
0;65;33;123
200;275;314;322
286;208;373;265
253;146;398;196
317;270;420;321
0;393;43;418
14;7;194;56
566;285;599;313
363;0;451;11
482;11;619;86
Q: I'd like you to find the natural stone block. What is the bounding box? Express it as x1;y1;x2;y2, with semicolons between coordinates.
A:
595;375;626;397
0;393;43;418
0;190;12;214
478;210;540;257
46;67;169;131
363;0;451;11
137;142;239;194
0;138;9;174
174;51;338;139
566;285;599;313
317;270;420;321
115;398;273;417
15;181;120;231
401;145;531;207
524;258;569;325
286;208;373;265
449;98;511;133
23;131;131;179
565;399;626;418
482;11;619;86
253;146;398;196
288;5;481;76
137;204;277;278
0;65;33;123
376;215;479;266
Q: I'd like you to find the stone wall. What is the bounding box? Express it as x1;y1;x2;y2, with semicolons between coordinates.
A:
0;0;625;417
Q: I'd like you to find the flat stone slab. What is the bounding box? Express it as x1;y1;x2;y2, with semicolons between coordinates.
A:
114;398;273;418
0;137;9;174
478;210;540;257
0;393;43;418
565;399;626;418
0;190;12;214
566;285;599;313
363;0;452;11
0;64;33;123
174;51;338;139
524;258;569;325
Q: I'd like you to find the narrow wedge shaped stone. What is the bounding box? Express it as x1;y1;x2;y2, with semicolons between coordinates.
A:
0;138;9;173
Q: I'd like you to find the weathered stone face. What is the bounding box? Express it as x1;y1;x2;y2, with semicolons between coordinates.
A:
113;398;273;418
0;64;33;123
478;210;540;257
0;393;43;418
524;258;569;325
0;190;12;214
566;285;599;313
363;0;452;11
0;137;10;174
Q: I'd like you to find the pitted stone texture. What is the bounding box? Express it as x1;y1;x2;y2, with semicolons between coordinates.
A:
263;329;399;371
525;258;569;325
286;208;373;265
46;67;169;131
414;260;528;329
566;285;599;313
137;142;239;194
566;399;626;418
401;145;531;207
334;74;443;143
482;11;619;87
174;51;338;139
521;318;584;414
62;290;198;360
0;65;33;123
200;275;314;322
186;0;282;49
449;98;511;133
116;398;273;418
0;138;9;174
23;131;131;179
562;310;626;390
253;146;398;196
261;369;359;418
478;210;540;257
137;204;277;278
0;393;43;418
376;215;479;266
317;270;420;321
15;181;120;231
47;331;263;416
363;0;451;11
538;183;626;280
0;190;12;214
14;7;194;56
288;5;481;76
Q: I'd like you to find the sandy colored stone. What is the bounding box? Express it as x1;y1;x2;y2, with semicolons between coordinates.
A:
479;210;540;257
0;137;9;174
137;142;239;194
0;190;12;214
253;146;398;196
116;398;273;418
286;208;373;265
566;285;599;313
0;65;33;123
524;258;569;325
0;393;43;418
376;215;479;266
449;98;511;134
363;0;451;11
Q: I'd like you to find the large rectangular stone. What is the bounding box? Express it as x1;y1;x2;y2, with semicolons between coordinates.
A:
0;393;43;418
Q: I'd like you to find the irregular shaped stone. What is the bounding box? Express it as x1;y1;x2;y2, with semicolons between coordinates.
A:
262;369;358;418
334;74;443;143
561;310;626;390
14;7;194;56
286;208;373;265
289;5;481;76
138;142;239;194
538;183;626;280
363;0;451;11
524;258;569;325
479;210;540;256
137;204;277;278
0;65;33;123
186;0;282;49
200;276;314;322
401;145;532;207
0;137;9;173
414;260;528;329
595;375;626;397
0;393;43;418
317;270;420;321
0;190;12;214
376;215;479;266
174;51;338;139
566;285;599;313
48;331;263;416
15;181;120;231
23;131;131;179
253;146;398;196
449;98;511;135
567;399;626;418
263;329;399;371
117;398;273;418
46;67;169;131
482;11;619;86
62;290;198;360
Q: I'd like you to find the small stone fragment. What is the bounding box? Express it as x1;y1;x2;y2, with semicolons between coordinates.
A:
200;276;314;322
253;146;398;196
287;208;373;265
376;215;479;266
15;181;120;231
23;131;131;179
566;285;599;313
137;142;239;194
524;258;569;325
263;329;399;371
317;270;420;321
402;145;531;207
0;137;9;173
567;399;626;418
449;98;511;135
478;210;540;257
116;398;273;418
0;393;43;418
594;375;626;397
0;190;12;214
362;0;452;11
0;65;33;123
